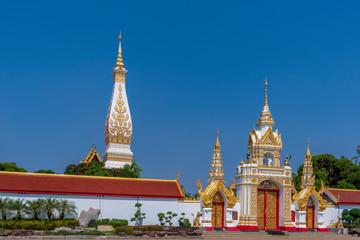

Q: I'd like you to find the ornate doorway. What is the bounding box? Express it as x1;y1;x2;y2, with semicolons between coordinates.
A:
306;198;315;229
211;191;224;228
257;181;279;230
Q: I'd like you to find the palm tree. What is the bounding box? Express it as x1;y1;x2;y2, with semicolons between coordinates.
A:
42;197;59;220
58;199;77;220
123;161;143;178
26;199;44;220
10;198;28;220
0;197;11;220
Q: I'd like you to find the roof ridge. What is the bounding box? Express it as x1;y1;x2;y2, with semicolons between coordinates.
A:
327;187;360;192
0;171;177;182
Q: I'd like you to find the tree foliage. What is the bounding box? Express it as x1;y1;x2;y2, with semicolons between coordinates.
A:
64;161;142;178
293;154;360;191
343;208;360;227
34;169;55;174
0;162;27;172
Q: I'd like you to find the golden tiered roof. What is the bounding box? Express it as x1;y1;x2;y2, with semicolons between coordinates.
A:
248;79;282;149
82;145;103;164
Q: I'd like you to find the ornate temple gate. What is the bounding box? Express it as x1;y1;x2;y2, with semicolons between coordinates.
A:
211;192;224;228
257;181;279;230
306;198;315;229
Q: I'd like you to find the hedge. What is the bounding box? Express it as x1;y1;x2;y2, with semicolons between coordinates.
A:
116;225;163;235
0;219;79;230
95;219;128;228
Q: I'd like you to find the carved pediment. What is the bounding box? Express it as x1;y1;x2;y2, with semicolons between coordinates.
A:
197;179;236;208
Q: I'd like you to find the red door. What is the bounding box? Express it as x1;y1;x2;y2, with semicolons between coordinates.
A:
257;189;279;230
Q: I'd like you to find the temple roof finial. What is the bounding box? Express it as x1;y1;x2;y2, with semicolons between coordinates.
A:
115;31;125;70
264;78;268;106
306;138;311;160
214;129;221;152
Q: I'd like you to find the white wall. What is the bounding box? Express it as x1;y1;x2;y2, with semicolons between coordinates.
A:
177;201;201;224
0;193;191;226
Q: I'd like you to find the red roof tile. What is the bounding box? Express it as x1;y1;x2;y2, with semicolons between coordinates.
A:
0;172;184;199
326;188;360;205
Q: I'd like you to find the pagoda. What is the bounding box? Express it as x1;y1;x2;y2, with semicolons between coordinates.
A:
103;33;134;168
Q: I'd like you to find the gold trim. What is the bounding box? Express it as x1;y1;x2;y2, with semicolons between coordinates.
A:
0;171;178;183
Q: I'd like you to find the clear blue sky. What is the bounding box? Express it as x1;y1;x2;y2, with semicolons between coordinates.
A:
0;1;359;193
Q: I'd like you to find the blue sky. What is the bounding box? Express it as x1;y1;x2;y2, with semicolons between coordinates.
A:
0;1;359;193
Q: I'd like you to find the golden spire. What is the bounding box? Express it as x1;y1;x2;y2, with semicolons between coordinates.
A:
115;32;126;70
214;129;221;152
302;138;314;185
209;129;223;179
264;78;268;106
305;138;311;160
256;78;274;127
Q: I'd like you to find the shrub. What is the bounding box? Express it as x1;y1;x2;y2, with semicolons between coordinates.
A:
115;225;163;235
116;226;133;235
0;219;79;230
95;219;128;228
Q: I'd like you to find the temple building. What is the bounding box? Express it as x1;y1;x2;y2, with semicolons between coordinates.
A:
0;33;360;231
196;130;237;229
292;140;327;231
234;80;294;231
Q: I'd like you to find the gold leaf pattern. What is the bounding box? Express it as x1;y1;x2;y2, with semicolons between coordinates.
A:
105;84;132;145
257;191;265;229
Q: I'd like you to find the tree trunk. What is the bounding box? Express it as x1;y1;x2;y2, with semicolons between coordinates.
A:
2;211;6;220
34;212;38;220
17;212;21;220
47;211;52;220
60;213;65;220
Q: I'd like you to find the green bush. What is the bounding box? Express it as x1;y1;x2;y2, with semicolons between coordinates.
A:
115;225;163;235
116;226;133;235
134;225;163;232
95;219;128;228
0;219;79;230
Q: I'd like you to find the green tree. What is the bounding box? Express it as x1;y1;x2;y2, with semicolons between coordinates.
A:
64;161;142;178
0;197;11;220
130;203;146;226
342;209;354;224
57;199;77;220
121;162;143;178
34;169;55;174
42;197;59;220
293;154;360;190
0;162;27;172
10;198;28;220
157;213;165;226
164;211;178;226
292;173;301;192
26;199;44;220
337;180;357;189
